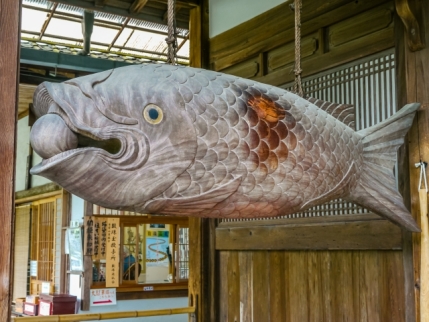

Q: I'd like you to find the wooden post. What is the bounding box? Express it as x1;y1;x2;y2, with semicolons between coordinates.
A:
81;201;93;310
188;1;213;321
419;188;429;320
395;0;428;321
0;0;20;320
61;190;71;294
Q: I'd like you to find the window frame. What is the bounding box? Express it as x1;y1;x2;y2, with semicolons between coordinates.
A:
88;215;189;299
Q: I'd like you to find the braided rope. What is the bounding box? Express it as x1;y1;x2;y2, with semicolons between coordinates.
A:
293;0;303;97
166;0;178;64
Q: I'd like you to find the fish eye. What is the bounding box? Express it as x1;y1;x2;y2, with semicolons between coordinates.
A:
143;104;163;124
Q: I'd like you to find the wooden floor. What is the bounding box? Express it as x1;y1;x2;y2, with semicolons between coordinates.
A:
218;250;405;322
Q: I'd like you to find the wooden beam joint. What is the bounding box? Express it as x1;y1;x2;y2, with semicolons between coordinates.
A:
395;0;426;51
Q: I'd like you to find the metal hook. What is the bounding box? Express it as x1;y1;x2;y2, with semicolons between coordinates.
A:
415;161;428;192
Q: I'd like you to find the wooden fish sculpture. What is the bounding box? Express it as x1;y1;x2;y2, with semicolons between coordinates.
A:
29;64;420;231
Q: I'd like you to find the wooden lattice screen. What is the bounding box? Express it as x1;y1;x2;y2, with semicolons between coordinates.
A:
30;197;59;294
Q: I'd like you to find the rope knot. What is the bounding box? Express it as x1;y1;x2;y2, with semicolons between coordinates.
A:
165;36;176;45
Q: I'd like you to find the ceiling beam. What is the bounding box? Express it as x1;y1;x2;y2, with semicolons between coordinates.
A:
50;0;193;29
39;3;58;39
130;0;149;14
95;0;107;8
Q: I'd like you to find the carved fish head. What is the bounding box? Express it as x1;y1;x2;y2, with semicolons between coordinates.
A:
30;64;197;210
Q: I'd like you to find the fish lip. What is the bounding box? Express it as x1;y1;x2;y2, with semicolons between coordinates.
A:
30;147;110;175
31;94;127;175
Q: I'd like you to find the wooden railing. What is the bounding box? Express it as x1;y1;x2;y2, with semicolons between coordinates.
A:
12;305;196;321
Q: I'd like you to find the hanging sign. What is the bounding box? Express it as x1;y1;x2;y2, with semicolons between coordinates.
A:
90;288;117;306
84;216;95;256
68;227;83;272
105;218;120;287
85;216;106;261
100;219;108;260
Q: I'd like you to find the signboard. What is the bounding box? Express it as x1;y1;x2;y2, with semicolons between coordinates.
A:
30;260;37;277
90;288;117;306
100;219;108;260
84;216;106;260
68;227;83;272
41;282;50;294
105;218;120;287
84;216;95;256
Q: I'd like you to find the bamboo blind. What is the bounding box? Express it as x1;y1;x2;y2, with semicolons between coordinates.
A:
13;205;31;300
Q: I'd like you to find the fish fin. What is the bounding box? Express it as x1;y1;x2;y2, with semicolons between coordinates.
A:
301;162;355;210
345;103;420;232
306;97;355;130
144;177;242;215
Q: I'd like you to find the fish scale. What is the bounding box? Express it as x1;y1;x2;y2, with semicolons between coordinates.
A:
169;69;358;218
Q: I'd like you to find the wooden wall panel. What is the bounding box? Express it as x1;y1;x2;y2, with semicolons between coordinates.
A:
217;250;406;322
210;0;395;87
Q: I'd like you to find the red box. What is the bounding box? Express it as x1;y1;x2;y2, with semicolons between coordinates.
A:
38;294;77;316
23;302;38;316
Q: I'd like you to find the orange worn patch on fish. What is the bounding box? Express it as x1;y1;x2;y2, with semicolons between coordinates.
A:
29;64;420;231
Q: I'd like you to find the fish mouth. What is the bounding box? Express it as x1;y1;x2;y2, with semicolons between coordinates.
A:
30;83;148;175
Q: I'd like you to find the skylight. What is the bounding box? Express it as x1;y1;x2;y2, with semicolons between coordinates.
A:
21;0;190;64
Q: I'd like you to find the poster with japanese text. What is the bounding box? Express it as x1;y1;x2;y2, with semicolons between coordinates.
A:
105;218;120;287
84;216;105;261
90;288;117;306
68;227;83;272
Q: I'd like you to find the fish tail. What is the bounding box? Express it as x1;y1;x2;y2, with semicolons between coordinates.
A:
346;103;420;232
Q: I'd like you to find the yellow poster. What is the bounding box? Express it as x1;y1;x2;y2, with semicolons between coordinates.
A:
105;218;120;288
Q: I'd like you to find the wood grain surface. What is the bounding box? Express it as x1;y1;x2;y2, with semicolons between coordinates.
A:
395;0;429;320
216;250;406;322
216;214;403;250
0;0;20;320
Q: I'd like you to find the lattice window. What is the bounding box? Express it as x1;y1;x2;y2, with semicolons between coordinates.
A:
283;49;396;219
176;227;189;280
29;196;61;294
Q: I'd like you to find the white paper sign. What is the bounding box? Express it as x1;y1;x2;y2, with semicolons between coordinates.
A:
90;288;117;306
30;261;37;277
39;301;51;316
41;282;50;294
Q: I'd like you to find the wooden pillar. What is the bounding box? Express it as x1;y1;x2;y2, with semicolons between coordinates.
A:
188;1;214;321
395;0;428;321
0;0;20;320
81;201;93;310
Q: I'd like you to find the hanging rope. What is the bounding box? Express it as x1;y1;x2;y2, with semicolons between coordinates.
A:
292;0;303;97
166;0;178;65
